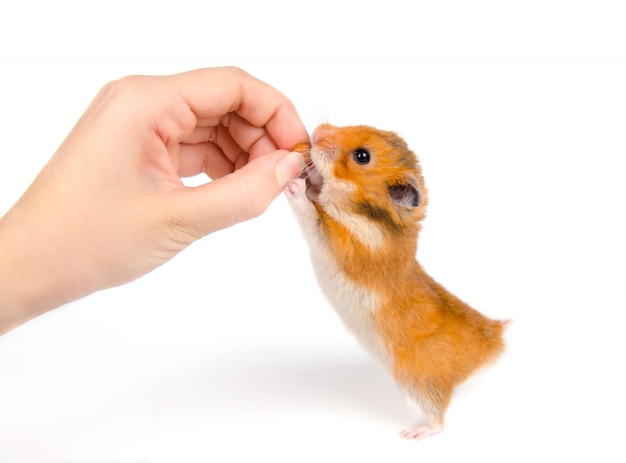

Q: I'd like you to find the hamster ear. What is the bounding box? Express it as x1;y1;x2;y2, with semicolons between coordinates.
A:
389;180;422;208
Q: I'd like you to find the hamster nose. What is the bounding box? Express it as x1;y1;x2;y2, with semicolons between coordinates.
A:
311;123;334;145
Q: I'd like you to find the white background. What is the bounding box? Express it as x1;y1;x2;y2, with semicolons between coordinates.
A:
1;0;625;461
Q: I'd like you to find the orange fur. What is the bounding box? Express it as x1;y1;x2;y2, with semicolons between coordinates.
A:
290;124;507;439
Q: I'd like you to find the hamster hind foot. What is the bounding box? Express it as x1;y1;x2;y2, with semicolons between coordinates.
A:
400;423;444;441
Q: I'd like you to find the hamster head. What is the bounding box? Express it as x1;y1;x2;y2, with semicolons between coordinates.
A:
300;124;428;236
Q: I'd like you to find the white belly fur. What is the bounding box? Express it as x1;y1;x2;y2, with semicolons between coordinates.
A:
309;241;392;371
286;179;392;370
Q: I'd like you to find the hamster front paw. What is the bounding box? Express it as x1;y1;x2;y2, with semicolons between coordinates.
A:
285;177;318;227
284;177;307;199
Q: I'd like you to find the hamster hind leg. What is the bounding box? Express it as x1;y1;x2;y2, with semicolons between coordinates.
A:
400;385;451;441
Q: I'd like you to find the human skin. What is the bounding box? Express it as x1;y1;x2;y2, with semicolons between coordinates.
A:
0;66;308;334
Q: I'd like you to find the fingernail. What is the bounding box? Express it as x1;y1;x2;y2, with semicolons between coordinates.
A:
275;151;304;187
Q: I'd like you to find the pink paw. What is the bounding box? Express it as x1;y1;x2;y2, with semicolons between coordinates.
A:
400;424;443;441
284;178;306;198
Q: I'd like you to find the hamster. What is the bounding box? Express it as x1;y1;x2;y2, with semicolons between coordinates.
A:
285;123;509;440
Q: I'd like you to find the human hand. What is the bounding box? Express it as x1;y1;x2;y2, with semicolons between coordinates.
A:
0;67;307;333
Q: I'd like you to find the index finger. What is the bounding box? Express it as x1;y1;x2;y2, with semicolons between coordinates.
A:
171;66;309;150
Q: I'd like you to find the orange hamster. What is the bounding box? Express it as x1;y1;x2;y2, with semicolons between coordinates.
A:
284;123;509;440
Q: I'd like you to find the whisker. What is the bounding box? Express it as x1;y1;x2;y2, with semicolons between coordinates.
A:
300;171;313;181
298;159;316;181
311;105;330;125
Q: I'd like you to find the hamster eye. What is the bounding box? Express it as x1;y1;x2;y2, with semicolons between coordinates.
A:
353;148;370;164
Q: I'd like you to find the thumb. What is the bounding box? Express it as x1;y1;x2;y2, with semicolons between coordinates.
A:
173;150;304;239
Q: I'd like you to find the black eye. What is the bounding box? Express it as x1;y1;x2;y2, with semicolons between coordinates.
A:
353;147;370;164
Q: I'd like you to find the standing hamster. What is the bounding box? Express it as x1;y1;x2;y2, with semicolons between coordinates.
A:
285;123;508;440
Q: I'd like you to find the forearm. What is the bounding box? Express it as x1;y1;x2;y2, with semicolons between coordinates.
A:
0;203;96;334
